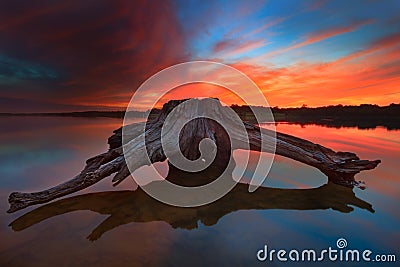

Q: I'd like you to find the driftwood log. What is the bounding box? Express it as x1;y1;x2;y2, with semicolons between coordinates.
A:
8;98;381;213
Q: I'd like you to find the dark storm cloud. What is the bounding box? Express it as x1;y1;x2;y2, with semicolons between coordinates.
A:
0;0;189;111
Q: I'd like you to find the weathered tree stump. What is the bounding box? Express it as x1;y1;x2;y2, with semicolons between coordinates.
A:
8;98;380;213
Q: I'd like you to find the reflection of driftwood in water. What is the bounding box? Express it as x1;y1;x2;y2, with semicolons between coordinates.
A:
10;181;374;241
8;98;380;213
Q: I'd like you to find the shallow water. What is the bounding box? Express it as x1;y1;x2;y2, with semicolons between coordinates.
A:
0;117;399;266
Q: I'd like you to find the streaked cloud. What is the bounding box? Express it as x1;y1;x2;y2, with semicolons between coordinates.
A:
256;19;374;60
213;39;269;57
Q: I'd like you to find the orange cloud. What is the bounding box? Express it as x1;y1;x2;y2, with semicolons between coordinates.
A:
228;32;400;107
154;83;245;108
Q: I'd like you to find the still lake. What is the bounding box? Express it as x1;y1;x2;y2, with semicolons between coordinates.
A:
0;116;399;267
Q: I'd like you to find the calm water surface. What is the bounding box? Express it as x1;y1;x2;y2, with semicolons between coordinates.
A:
0;117;399;266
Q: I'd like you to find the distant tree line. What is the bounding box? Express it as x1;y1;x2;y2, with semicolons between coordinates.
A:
230;103;400;130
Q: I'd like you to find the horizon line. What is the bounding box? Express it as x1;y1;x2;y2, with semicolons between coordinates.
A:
1;102;399;115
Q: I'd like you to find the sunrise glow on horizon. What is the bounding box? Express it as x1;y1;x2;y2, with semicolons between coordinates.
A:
1;1;399;112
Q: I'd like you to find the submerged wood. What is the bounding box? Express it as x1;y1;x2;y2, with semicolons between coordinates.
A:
8;98;381;213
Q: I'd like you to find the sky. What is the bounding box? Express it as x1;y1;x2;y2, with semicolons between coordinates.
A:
0;0;399;112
